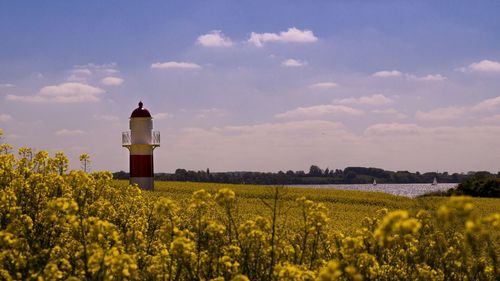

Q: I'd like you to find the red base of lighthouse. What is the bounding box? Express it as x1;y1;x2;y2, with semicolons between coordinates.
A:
130;154;154;190
130;155;153;177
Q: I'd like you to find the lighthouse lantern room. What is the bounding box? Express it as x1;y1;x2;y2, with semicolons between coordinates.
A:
122;101;160;190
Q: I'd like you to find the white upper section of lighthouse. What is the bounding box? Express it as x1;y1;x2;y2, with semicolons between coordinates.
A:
122;102;160;147
130;116;152;144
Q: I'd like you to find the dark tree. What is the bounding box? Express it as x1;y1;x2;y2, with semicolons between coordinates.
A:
309;165;323;177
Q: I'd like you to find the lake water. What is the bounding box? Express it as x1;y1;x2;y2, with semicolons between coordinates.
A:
288;183;458;198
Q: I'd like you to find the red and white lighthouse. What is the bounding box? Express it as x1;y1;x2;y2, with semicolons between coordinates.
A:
122;102;160;190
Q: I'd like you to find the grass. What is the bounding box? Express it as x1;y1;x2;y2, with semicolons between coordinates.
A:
115;180;500;234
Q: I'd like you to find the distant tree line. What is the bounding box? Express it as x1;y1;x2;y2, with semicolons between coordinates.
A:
112;165;500;185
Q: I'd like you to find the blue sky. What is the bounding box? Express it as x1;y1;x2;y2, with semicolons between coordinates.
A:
1;1;500;173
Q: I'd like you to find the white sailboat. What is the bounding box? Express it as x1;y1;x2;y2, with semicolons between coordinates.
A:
373;179;377;186
432;177;438;185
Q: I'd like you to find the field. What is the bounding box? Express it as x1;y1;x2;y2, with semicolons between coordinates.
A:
127;180;499;234
1;146;499;280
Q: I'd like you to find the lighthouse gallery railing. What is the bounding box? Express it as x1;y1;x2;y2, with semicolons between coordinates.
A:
122;131;160;147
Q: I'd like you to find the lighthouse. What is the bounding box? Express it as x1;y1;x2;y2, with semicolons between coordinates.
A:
122;102;160;190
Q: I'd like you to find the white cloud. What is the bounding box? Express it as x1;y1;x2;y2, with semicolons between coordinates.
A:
93;114;119;121
38;83;103;102
472;96;500;112
0;83;14;88
334;94;394;106
75;63;119;75
275;104;363;119
468;60;500;73
71;68;92;76
6;82;105;103
413;97;500;123
362;125;500;172
415;107;467;121
0;114;12;122
151;61;201;69
419;74;447;81
282;59;307;67
104;68;119;74
373;71;446;81
66;68;92;82
196;30;233;47
248;27;318;47
309;82;338;89
75;63;117;71
372;70;402;78
67;63;120;83
221;120;345;135
55;129;85;136
481;114;500;124
408;74;447;81
364;123;421;136
371;108;407;119
101;77;124;86
153;112;170;120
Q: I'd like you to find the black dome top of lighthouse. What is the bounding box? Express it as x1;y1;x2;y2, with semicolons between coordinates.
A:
130;101;152;118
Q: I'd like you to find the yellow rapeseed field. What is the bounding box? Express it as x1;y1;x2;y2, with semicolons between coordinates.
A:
138;180;499;234
126;181;414;233
1;131;499;280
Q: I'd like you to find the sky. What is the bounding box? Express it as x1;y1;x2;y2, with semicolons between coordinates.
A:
1;1;500;173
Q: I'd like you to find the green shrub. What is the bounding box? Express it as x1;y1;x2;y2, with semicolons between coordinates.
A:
452;174;500;198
